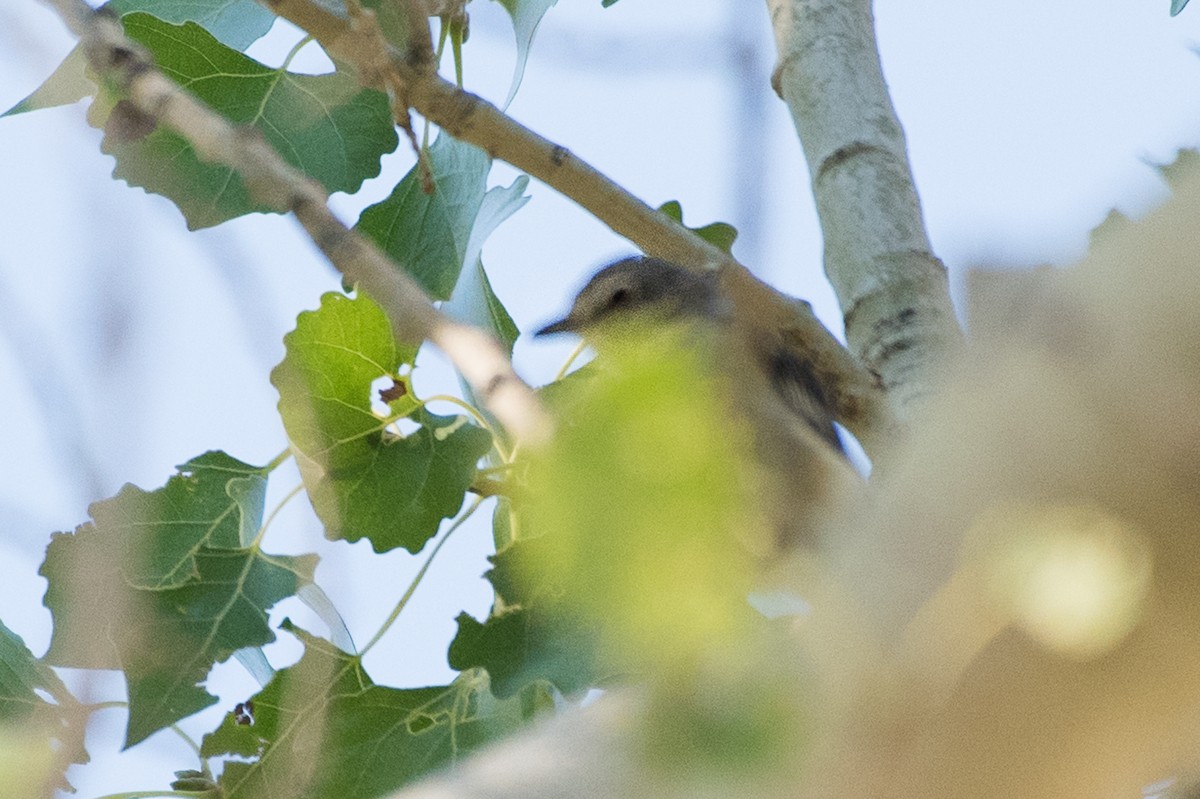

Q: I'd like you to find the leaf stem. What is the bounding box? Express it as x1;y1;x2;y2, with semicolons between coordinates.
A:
281;34;314;71
423;394;511;462
554;340;590;382
263;447;292;473
82;700;127;712
254;482;306;547
359;495;485;657
450;17;464;87
91;792;207;799
167;722;204;762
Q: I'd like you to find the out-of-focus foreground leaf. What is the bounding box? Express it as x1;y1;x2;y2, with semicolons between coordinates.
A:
0;620;88;795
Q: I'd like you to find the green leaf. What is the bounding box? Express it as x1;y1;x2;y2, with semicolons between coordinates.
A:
203;622;531;799
93;14;397;230
521;327;759;668
492;497;514;550
492;0;559;108
443;176;529;355
1156;148;1200;187
658;200;738;253
449;607;602;699
356;133;491;301
0;621;71;723
39;452;316;746
448;537;607;698
3;0;275;117
90;451;268;590
0;618;89;792
110;0;276;49
1;625;90;797
601;0;620;5
2;47;92;118
1172;0;1190;15
272;291;493;553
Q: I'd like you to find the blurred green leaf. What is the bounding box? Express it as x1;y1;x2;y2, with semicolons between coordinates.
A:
1156;148;1200;186
39;452;316;746
0;623;86;793
204;622;530;799
1171;0;1190;15
93;14;397;230
658;199;738;253
272;291;492;553
523;327;758;667
357;133;491;301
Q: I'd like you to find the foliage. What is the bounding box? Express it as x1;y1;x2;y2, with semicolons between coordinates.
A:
0;1;756;795
10;0;1191;796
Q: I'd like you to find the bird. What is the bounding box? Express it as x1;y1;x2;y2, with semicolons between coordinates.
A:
535;255;853;554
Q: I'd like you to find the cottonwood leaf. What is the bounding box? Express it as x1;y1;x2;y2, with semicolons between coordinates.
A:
87;451;267;590
0;622;87;794
203;622;530;799
3;47;92;118
449;535;606;698
93;14;397;230
1156;148;1200;187
112;0;275;49
272;292;492;553
356;133;491;301
3;0;275;117
520;329;758;668
658;200;738;253
492;0;558;108
0;621;70;723
39;452;316;747
443;175;529;355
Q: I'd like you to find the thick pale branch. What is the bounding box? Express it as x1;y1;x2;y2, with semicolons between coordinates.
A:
766;0;962;419
263;0;897;451
42;0;550;445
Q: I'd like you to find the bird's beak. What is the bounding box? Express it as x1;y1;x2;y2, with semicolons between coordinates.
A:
534;316;578;337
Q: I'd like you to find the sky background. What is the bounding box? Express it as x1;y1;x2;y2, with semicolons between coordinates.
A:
1;0;1200;794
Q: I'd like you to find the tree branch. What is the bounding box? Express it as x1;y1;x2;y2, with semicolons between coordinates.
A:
42;0;551;446
260;0;897;454
765;0;962;420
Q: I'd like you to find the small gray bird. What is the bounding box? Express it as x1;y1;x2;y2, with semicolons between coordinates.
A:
536;255;851;552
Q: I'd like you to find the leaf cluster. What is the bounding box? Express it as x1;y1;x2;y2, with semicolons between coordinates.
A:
0;0;762;796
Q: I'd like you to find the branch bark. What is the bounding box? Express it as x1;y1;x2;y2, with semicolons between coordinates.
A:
41;0;551;446
262;0;897;454
766;0;962;420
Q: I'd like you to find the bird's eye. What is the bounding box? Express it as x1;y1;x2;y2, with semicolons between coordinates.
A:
607;288;631;309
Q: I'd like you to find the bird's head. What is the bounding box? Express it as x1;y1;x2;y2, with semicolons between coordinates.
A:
536;256;723;337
